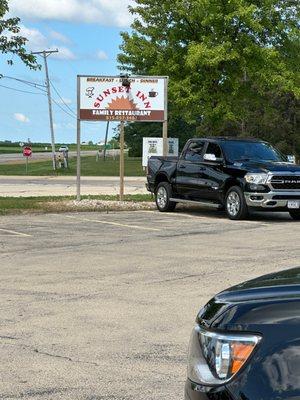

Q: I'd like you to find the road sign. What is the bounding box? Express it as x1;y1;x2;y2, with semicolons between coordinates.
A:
78;75;168;122
23;146;32;157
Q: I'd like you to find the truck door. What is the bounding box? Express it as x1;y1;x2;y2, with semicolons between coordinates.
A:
175;140;207;199
200;142;227;201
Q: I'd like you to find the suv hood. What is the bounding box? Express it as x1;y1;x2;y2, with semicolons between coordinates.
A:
229;160;300;174
217;267;300;303
197;268;300;328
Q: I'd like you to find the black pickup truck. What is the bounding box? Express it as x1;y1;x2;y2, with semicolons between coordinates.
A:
146;137;300;220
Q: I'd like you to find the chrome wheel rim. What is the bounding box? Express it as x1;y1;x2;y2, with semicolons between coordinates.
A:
227;191;240;217
157;187;168;209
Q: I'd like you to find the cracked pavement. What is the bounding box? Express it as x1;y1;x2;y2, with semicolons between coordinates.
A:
0;209;299;399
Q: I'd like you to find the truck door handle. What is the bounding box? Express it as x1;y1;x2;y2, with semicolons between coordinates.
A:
199;167;205;171
179;165;186;169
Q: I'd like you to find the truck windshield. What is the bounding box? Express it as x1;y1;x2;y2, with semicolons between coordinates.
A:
221;141;287;164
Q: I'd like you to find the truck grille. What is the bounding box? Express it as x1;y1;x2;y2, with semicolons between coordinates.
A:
271;175;300;190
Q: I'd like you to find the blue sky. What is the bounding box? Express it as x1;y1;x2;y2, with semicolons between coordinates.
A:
0;0;133;144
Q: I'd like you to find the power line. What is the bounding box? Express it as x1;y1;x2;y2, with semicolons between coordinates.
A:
50;80;77;116
51;97;77;119
50;95;113;126
0;83;46;95
2;75;47;91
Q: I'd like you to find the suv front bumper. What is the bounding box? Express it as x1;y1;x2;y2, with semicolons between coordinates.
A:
185;380;234;400
244;191;300;209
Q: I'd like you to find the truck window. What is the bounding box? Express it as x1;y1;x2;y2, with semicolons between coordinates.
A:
205;142;223;158
184;141;205;162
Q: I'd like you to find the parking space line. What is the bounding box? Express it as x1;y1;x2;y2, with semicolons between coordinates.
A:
137;210;270;226
138;210;209;219
0;228;32;237
65;215;161;232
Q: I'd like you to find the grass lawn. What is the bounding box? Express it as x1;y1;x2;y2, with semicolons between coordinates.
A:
0;156;145;176
0;194;153;215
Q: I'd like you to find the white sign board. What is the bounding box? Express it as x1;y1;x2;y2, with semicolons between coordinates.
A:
142;137;179;167
79;76;167;122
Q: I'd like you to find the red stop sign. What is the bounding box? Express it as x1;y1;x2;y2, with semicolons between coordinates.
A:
23;146;32;157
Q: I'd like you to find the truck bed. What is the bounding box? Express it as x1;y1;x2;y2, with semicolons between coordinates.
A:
147;156;178;191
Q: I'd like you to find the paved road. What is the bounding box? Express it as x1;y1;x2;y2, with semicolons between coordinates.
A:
0;176;147;196
0;151;99;164
0;209;298;399
0;150;122;165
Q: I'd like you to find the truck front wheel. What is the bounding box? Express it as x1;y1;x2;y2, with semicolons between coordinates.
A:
225;186;249;220
155;182;176;212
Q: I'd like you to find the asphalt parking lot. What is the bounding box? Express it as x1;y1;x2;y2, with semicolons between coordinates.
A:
0;208;299;400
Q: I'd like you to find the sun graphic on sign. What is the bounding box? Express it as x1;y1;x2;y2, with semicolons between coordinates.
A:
107;96;138;110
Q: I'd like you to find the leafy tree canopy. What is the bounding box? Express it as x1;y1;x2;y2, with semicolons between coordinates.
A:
119;0;300;154
0;0;39;71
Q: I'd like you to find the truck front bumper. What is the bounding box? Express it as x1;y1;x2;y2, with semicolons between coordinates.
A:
244;191;300;209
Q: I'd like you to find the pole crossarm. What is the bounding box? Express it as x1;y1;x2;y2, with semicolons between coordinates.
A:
31;49;59;56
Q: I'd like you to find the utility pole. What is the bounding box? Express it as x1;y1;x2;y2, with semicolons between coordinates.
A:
103;121;110;161
163;77;169;156
32;49;58;170
119;121;125;201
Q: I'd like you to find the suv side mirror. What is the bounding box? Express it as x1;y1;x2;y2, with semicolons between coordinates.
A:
287;155;296;164
204;154;224;164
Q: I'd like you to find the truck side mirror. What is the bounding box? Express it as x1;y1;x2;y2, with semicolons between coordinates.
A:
204;154;224;164
287;155;296;164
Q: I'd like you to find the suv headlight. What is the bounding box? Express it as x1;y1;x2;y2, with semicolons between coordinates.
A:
187;325;261;386
245;173;268;184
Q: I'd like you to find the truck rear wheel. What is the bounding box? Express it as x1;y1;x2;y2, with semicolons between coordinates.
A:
289;210;300;220
225;186;249;220
155;182;176;212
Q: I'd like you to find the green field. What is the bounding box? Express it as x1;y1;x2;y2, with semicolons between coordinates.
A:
0;156;145;176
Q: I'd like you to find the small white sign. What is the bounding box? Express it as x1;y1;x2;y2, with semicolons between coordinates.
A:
142;137;179;167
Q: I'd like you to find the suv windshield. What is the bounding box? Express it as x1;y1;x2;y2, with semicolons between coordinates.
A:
221;141;287;164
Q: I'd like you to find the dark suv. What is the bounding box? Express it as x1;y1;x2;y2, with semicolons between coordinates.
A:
185;268;300;400
147;138;300;220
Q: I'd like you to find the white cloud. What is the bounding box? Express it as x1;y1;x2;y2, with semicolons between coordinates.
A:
65;122;76;129
49;30;71;44
18;25;76;60
57;98;72;105
10;0;133;28
19;25;48;51
14;113;30;123
51;46;76;60
96;50;109;60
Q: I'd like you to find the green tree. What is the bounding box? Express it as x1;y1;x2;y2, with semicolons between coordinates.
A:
118;0;300;137
0;0;39;70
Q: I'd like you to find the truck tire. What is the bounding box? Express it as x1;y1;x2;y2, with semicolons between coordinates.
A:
289;210;300;220
225;186;249;220
155;182;176;212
